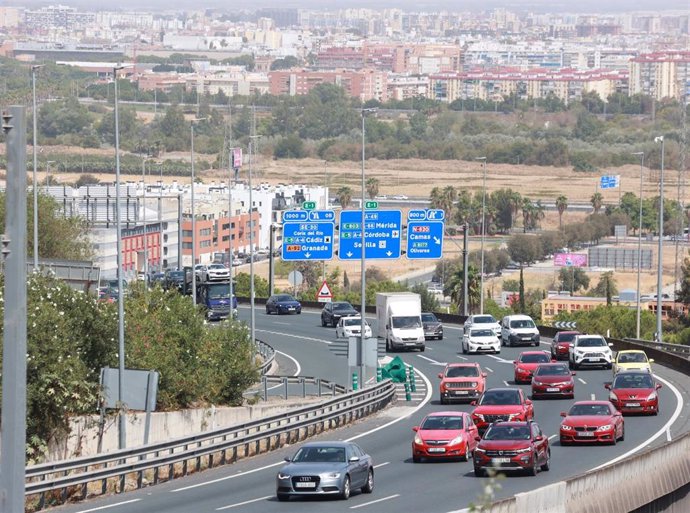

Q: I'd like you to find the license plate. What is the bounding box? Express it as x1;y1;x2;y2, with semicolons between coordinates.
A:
626;403;640;407
521;337;532;340
428;448;446;453
406;342;416;345
546;387;560;392
294;482;316;488
577;432;595;437
491;458;511;463
288;307;295;310
453;391;469;395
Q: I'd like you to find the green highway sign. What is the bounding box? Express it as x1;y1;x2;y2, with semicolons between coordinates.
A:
302;201;317;210
365;201;378;209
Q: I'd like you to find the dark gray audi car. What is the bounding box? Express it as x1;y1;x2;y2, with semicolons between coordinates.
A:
276;441;374;501
422;312;444;340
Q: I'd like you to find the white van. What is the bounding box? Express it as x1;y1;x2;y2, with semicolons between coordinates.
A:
501;314;541;347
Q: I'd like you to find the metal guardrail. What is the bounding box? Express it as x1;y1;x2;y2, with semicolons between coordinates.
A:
25;379;396;509
257;376;348;401
623;337;690;358
254;338;275;375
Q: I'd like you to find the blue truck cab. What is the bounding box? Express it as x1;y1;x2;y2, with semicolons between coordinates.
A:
197;280;238;321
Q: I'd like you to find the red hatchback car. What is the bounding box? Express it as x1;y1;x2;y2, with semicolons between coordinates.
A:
606;371;662;415
531;363;575;399
473;421;550;477
412;411;478;462
513;351;552;384
471;388;534;434
438;363;487;404
551;331;580;360
559;401;624;445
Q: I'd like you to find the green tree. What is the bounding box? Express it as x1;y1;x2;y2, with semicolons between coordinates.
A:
234;272;269;297
273;135;306;158
97;106;138;145
74;174;101;188
558;267;590;293
573;110;604;140
556;195;569;230
336;186;354;208
155;104;188;151
299;84;358;139
676;251;690;304
507;234;543;266
366;177;380;199
445;265;480;314
590;192;604;213
269;56;301;70
590;271;617;305
38;97;93;139
410;283;440;312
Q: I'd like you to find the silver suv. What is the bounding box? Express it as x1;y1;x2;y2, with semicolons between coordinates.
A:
568;335;613;370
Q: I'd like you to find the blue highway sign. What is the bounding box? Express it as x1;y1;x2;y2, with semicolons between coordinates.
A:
282;210;335;261
406;209;445;260
338;210;402;260
282;210;308;222
600;175;620;189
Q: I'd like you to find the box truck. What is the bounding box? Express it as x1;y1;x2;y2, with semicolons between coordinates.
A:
376;292;425;352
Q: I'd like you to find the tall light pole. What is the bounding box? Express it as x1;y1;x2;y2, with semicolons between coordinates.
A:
228;149;236;306
632;151;645;339
142;154;148;281
655;136;665;342
476;157;487;314
248;135;261;346
190;117;206;306
31;64;43;269
360;108;377;387
113;64;127;450
323;159;328;282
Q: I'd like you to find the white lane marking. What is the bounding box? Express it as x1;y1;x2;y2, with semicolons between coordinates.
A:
171;460;285;492
590;393;596;401
485;367;494;373
350;494;401;509
216;496;272;510
75;499;142;513
548;434;557;441
273;321;291;326
373;461;390;469
255;328;333;345
503;380;510;387
578;378;587;385
275;350;301;377
590;373;684;471
667;428;672;442
417;354;446;366
485;354;513;364
425;346;434;351
457;355;468;361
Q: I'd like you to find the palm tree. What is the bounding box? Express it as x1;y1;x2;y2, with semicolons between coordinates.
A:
522;198;534;233
509;190;523;229
336;186;353;208
556;195;568;230
445;265;481;314
365;177;380;199
440;185;457;219
533;200;546;229
590;192;603;213
429;187;443;209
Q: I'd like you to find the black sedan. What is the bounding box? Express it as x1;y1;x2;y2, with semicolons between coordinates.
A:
321;301;358;327
266;294;302;315
422;312;443;340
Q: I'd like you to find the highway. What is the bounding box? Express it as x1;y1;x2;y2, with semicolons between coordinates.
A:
56;307;690;513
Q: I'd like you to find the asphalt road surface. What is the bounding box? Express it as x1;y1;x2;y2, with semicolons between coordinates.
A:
55;307;690;513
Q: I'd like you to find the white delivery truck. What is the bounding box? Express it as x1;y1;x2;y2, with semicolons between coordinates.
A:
376;292;425;352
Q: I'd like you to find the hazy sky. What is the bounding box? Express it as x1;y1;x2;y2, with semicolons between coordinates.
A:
9;0;690;12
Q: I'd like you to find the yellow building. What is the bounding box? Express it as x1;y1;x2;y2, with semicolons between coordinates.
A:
541;293;687;322
629;51;690;101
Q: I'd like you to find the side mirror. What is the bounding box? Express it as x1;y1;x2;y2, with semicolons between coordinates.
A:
649;359;655;363
571;371;577;376
608;343;614;347
604;383;611;390
412;426;419;432
525;399;532;405
560;411;567;417
438;373;443;379
470;401;477;406
512;360;517;364
568;343;574;347
482;373;488;378
656;383;663;389
349;456;360;462
535;435;544;442
284;457;291;462
386;324;390;330
474;436;482;442
551;359;557;363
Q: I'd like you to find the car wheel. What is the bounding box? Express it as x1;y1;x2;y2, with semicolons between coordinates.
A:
413;454;422;463
266;306;271;314
420;346;425;352
440;396;447;405
277;493;290;502
619;425;625;442
560;437;569;446
321;316;327;327
462;343;468;354
611;432;617;445
533;340;539;347
529;457;539;476
495;349;501;355
331;319;337;327
386;338;391;352
473;465;485;477
463;442;471;462
339;475;351;500
541;450;550;471
439;335;443;340
361;468;374;494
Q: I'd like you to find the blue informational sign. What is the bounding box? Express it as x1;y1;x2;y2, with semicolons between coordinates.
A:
282;221;334;261
406;209;445;260
282;210;308;222
600;175;620;189
338;210;402;260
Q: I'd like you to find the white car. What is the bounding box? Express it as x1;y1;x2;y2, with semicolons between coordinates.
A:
335;316;372;339
463;314;501;339
206;263;230;281
194;264;208;282
500;314;540;347
462;328;500;354
568;334;613;370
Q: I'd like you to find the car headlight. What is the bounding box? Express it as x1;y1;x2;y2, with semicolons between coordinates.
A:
647;392;657;401
508;413;521;420
532;380;543;386
561;424;573;431
325;472;341;479
473;414;484;421
474;447;486;453
449;435;465;446
468;382;477;388
596;424;613;432
278;472;291;480
414;435;423;445
609;392;618;402
515;447;532;453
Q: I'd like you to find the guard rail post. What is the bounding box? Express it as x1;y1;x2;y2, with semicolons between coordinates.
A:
282;377;288;399
300;377;306;398
262;376;268;401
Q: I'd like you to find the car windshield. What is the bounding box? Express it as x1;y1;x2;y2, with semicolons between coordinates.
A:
578;337;606;347
471;329;494;337
274;295;295;302
168;271;184;279
343;318;364;326
479;390;521;405
207;283;231;299
568;404;611;416
209;264;226;270
484;425;531;440
556;333;577;342
618;353;647;363
292;446;346;463
535;365;570;376
520;353;550;364
420;415;463;430
510;319;535;329
392;316;421;329
445;366;479;378
422;313;437;322
333;303;354;311
474;316;496;324
613;374;654;389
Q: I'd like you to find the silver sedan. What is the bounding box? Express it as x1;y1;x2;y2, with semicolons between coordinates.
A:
276;441;374;501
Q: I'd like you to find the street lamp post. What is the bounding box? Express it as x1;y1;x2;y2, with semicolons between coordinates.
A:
632;152;645;339
31;64;43;269
323;160;328;282
190;118;206;306
248;135;261;347
142;155;148;281
360;108;377;387
655;136;665;343
476;157;487;314
228;150;235;307
113;65;127;449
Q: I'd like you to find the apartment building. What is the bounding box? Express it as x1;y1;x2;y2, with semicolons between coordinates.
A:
629;51;690;101
268;68;388;102
24;5;95;30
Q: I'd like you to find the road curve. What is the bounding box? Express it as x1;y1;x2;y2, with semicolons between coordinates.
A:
57;308;690;513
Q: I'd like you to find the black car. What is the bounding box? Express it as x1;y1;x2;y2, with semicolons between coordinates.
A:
422;312;443;340
266;294;302;315
321;301;358;327
164;269;191;294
